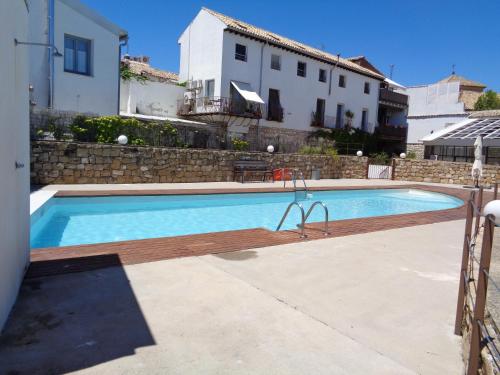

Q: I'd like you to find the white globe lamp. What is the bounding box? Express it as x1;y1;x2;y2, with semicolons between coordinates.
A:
117;135;128;145
267;145;275;153
483;200;500;226
356;150;363;157
400;152;406;159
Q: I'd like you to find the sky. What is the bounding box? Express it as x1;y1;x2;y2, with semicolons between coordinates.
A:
83;0;500;91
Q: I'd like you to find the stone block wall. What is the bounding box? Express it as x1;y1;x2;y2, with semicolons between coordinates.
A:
31;141;368;185
405;143;425;159
393;158;500;185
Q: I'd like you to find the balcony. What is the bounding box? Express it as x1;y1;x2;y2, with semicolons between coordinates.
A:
375;124;408;141
177;96;264;120
267;106;284;122
379;88;408;108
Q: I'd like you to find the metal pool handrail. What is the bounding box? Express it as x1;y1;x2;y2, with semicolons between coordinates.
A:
276;201;306;238
301;201;330;236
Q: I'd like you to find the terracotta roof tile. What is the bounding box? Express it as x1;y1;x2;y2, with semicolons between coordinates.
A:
122;60;179;82
438;74;486;88
203;8;384;80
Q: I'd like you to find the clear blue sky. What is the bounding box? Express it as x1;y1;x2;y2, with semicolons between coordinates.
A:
83;0;500;91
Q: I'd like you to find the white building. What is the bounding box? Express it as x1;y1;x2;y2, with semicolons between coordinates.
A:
405;74;486;156
120;56;185;118
177;8;384;141
0;0;30;330
28;0;127;115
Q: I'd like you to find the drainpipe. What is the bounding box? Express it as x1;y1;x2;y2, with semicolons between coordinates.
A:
256;41;266;150
48;0;55;109
118;36;128;114
328;53;341;96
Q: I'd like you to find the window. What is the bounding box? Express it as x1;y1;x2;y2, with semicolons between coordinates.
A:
64;35;91;75
267;89;283;122
297;61;307;77
271;54;281;70
319;69;327;83
336;104;344;129
313;98;325;127
235;43;247;61
364;82;370;94
361;110;368;131
338;75;346;88
205;79;215;98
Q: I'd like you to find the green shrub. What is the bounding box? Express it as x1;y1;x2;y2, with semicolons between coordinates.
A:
231;138;249;151
406;151;417;159
69;116;182;147
299;145;339;161
369;151;390;165
47;122;65;141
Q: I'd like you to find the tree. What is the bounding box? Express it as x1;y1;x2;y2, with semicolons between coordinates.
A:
474;90;500;111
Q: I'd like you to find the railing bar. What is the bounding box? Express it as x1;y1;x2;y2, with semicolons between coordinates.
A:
478;320;500;367
483;269;500;293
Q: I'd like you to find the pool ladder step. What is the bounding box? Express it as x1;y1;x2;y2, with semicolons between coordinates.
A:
276;201;329;238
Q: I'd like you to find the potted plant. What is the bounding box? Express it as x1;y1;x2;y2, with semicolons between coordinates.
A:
344;110;354;130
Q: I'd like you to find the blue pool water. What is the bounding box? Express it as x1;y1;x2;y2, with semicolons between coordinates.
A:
30;189;463;249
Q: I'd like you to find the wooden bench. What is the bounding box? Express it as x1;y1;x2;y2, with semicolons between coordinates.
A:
233;160;273;183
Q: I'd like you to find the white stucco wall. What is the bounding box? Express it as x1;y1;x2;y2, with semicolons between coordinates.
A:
29;0;123;115
406;82;463;117
178;9;225;92
0;0;30;331
406;115;468;143
178;9;381;133
120;79;185;118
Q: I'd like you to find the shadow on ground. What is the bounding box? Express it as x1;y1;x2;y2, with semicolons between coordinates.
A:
214;250;258;261
0;254;155;375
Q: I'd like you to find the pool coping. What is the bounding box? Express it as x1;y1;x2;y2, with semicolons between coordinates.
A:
27;184;482;278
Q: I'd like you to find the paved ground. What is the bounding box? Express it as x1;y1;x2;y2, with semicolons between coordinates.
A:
0;220;464;374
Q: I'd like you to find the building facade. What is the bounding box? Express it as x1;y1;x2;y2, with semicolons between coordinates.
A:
28;0;127;115
177;8;384;143
0;0;30;331
120;56;185;118
405;74;486;156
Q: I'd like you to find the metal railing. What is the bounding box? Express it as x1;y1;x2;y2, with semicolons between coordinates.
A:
177;96;264;119
455;184;500;374
379;88;408;106
276;201;306;238
301;201;330;235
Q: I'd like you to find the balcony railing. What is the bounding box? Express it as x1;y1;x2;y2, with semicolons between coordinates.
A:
379;88;408;107
375;124;408;140
311;111;330;128
267;106;284;122
177;96;264;119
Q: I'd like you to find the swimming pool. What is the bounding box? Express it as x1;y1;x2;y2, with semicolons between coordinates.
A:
30;189;463;249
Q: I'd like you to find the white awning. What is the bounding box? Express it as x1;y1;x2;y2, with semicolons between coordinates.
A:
231;81;265;104
384;78;406;90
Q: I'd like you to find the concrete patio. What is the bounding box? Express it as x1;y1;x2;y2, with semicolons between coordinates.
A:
0;219;464;374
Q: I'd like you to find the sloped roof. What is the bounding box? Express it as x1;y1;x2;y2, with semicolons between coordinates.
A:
60;0;127;38
122;60;179;82
203;8;384;81
347;56;384;76
438;74;486;88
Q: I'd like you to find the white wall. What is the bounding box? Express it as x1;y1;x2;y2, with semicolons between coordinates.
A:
53;0;120;114
178;9;225;92
179;9;381;134
406;115;467;143
406;82;463;117
120;79;185;118
29;0;122;115
28;0;50;108
0;0;30;331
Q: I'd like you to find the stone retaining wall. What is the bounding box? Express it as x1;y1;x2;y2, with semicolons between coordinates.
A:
405;143;425;159
31;141;368;185
393;158;500;185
